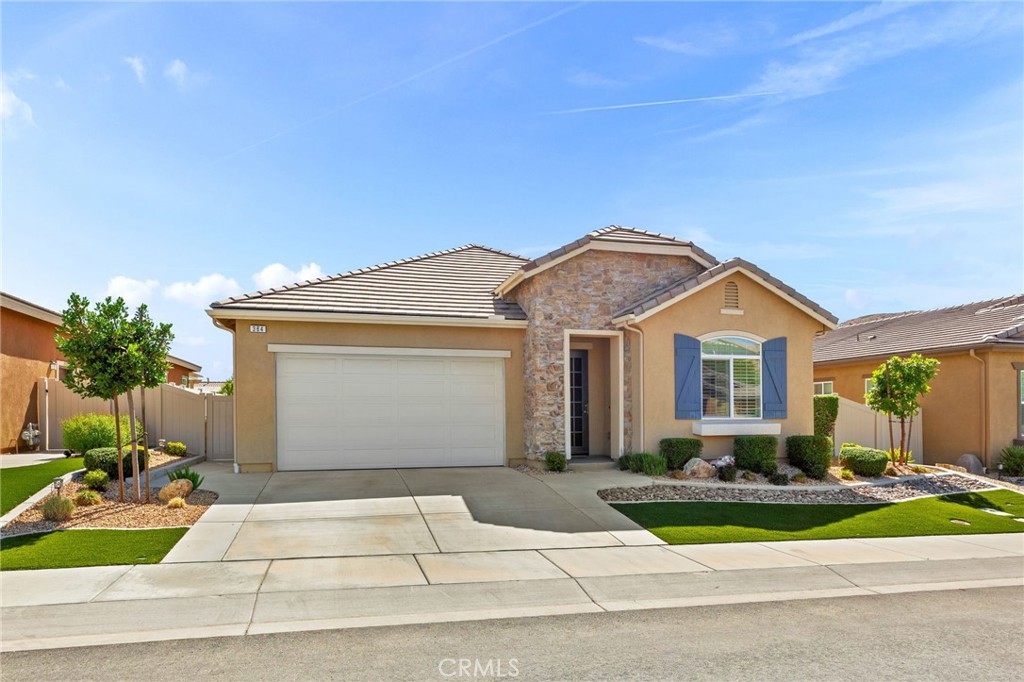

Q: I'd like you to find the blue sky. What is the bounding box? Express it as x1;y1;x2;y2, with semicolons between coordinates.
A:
3;1;1022;380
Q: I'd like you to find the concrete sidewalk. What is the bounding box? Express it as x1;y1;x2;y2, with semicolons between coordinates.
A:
3;533;1021;652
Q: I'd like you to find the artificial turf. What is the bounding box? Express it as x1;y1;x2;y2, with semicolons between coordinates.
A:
612;489;1024;544
0;457;85;515
0;528;188;570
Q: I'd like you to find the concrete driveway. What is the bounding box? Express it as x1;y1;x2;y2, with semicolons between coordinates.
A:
162;464;662;564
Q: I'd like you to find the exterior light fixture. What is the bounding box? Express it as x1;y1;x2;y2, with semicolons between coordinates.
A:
998;463;1004;480
51;477;64;494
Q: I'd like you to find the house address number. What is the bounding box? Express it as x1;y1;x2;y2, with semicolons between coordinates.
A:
250;324;267;333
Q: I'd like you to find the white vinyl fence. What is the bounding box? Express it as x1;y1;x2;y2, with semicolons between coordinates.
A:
37;378;233;460
833;396;924;459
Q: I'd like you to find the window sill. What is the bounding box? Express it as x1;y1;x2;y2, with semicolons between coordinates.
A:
693;421;782;436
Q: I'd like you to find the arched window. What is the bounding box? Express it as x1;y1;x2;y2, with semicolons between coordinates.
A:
724;281;740;309
701;336;761;418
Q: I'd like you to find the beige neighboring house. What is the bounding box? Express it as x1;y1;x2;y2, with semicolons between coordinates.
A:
813;295;1024;468
207;226;837;472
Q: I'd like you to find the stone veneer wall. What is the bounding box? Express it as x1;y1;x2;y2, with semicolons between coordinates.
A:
506;250;703;458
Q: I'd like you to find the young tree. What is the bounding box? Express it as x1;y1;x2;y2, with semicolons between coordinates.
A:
866;354;940;466
55;295;141;502
131;306;174;503
219;377;234;396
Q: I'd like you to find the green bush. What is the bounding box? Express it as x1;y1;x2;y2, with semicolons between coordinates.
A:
544;451;567;472
886;448;915;464
734;436;778;475
61;413;139;454
767;472;790;486
617;454;634;471
75;489;102;506
813;395;839;437
718;464;738;482
786;435;833;479
83;470;110;491
83;447;149;480
741;470;757;481
165;441;187;456
42;495;75;521
659;438;703;470
840;445;889;477
791;472;808;484
1000;446;1024;477
633;453;667;477
166;465;204;490
840;468;855;481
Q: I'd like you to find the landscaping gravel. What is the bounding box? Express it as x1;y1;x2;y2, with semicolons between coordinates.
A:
598;474;1001;505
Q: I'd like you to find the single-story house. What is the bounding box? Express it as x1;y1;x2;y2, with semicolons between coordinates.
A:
0;291;202;453
208;226;838;472
813;295;1024;468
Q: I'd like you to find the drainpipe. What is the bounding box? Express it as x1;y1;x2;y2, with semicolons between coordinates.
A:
969;349;989;467
622;316;644;453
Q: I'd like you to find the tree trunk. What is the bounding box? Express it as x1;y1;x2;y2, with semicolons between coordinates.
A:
887;414;896;460
899;418;907;466
126;390;141;502
113;397;124;503
906;416;914;466
141;386;151;503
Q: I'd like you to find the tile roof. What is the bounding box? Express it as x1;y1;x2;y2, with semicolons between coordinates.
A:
519;225;719;272
613;257;839;325
813;295;1024;363
210;245;529;320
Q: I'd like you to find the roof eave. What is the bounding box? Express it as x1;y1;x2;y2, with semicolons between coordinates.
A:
206;307;529;329
813;340;1024;365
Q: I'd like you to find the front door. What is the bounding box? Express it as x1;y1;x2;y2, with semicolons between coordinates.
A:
569;349;589;455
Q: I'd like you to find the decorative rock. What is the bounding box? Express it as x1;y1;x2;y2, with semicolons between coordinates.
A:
158;479;193;503
955;453;985;475
682;458;717;479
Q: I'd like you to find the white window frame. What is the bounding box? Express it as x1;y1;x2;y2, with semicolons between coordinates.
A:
864;377;875;404
814;381;834;396
700;336;762;420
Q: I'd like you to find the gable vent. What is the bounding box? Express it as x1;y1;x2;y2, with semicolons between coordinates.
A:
724;281;740;309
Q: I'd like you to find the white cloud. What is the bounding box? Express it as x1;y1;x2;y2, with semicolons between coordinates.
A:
106;276;159;306
164;58;197;90
6;69;36;84
124;56;146;84
1;76;34;128
164;274;242;307
785;2;914;46
53;76;70;91
253;262;324;290
635;36;710;57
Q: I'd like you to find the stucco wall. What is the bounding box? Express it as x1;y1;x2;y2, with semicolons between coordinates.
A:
639;271;828;459
507;250;702;457
231;320;525;472
166;364;192;386
1;308;61;452
814;348;1024;466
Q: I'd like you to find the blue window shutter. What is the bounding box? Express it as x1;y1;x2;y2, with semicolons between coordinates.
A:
674;334;701;419
762;337;787;419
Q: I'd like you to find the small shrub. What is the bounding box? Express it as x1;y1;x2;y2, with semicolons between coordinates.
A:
544;451;567;472
911;465;929;474
659;438;703;470
813;394;839;437
75;489;102;506
840;445;889;477
166;496;187;509
741;470;757;481
165;441;187;456
840;468;855;481
734;436;778;475
791;472;808;483
61;413;139;453
166;465;204;490
886;448;915;464
83;447;149;480
83;469;110;491
841;442;861;449
41;495;75;521
767;472;790;486
718;464;738;482
786;435;832;479
999;446;1024;477
632;452;667;477
617;454;634;471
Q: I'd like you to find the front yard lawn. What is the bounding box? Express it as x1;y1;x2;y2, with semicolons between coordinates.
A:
613;489;1024;544
0;528;187;570
1;457;85;515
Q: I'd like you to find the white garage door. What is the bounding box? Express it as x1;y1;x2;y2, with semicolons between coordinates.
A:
275;349;506;470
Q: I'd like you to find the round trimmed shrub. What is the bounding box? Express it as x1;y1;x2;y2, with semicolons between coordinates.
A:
61;413;140;454
42;495;75;521
734;436;779;475
718;464;738;482
83;469;109;491
767;472;790;486
75;489;102;506
165;441;187;456
786;435;832;479
166;496;188;509
840;445;889;477
544;451;567;472
659;438;703;470
617;454;634;471
83;447;149;480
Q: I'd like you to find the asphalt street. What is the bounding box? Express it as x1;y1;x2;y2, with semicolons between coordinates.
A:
2;587;1021;682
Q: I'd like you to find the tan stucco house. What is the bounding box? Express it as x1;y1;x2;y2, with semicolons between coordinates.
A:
208;227;837;472
1;292;202;453
813;295;1024;468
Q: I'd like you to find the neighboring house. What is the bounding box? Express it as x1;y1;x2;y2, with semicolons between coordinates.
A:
208;226;837;472
813;295;1024;468
192;381;228;394
0;292;202;453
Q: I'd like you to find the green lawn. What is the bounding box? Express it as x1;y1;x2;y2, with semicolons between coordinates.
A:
0;528;188;570
613;489;1024;544
0;457;85;515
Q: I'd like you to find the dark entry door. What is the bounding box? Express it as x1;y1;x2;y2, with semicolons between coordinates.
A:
569;349;589;455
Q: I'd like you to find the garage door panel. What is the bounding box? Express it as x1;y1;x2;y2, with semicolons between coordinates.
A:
277;351;505;471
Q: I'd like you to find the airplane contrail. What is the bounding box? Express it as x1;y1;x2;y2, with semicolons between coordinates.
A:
549;91;781;115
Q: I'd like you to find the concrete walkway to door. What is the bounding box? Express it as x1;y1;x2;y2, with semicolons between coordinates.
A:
161;464;663;564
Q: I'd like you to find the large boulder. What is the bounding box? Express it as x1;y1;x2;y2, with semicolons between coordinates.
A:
158;479;193;503
955;453;985;475
682;458;717;479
